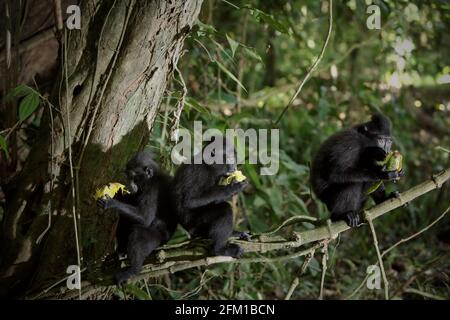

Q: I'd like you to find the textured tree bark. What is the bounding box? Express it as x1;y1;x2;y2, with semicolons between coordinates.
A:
0;0;203;298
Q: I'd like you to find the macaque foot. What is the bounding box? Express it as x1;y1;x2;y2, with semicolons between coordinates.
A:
388;190;400;199
345;211;361;228
224;244;244;258
388;191;408;207
212;243;244;258
331;211;361;228
114;269;134;286
102;252;120;269
232;231;251;241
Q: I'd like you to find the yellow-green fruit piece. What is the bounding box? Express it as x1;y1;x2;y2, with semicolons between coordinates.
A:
375;151;393;167
94;182;129;200
386;150;403;172
367;151;403;195
366;181;383;195
375;150;403;172
219;170;247;186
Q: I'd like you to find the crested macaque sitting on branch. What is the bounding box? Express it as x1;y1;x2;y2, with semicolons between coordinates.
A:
97;151;177;285
311;113;404;227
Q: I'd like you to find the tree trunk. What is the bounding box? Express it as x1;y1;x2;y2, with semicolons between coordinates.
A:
0;0;203;298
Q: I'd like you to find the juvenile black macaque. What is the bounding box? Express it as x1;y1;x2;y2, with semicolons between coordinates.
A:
173;136;249;258
97;151;177;285
311;113;404;227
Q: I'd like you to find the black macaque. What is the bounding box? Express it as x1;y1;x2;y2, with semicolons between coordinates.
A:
311;113;404;228
97;151;177;285
173;136;249;258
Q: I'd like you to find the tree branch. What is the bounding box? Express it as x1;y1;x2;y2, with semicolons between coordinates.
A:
318;241;329;300
366;218;389;299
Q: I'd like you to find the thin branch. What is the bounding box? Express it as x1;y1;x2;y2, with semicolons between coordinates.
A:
53;0;63;32
300;250;315;275
169;65;188;143
274;0;333;125
34;77;55;245
0;27;54;64
63;27;82;301
256;215;318;236
4;120;22;140
404;288;446;300
285;248;315;300
383;205;450;257
366;218;389;299
292;167;450;246
47;244;321;300
318;241;329;300
284;277;299;300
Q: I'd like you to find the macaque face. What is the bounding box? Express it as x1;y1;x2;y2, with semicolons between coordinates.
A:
376;135;392;153
125;164;154;193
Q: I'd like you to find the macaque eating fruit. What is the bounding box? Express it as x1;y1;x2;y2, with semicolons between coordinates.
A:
218;170;247;186
94;182;130;200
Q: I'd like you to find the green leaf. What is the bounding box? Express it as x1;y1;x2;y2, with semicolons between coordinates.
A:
243;46;263;63
185;97;211;115
249;8;291;35
222;0;240;10
5;84;35;101
0;135;9;159
125;284;151;300
211;39;234;62
215;60;247;92
226;34;239;57
288;190;310;215
4;85;42;122
243;163;262;189
267;187;283;215
196;20;218;37
18;92;40;121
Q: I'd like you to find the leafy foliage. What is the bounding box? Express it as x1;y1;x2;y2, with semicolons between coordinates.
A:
5;84;42;121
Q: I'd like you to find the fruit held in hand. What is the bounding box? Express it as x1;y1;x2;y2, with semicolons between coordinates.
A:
375;150;403;172
219;170;247;186
94;182;129;200
366;181;383;195
367;150;403;195
386;150;403;172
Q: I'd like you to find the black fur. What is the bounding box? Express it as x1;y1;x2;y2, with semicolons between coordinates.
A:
311;113;403;227
173;137;248;258
97;151;177;285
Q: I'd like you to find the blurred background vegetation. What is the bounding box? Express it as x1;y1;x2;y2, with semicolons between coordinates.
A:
134;0;450;300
